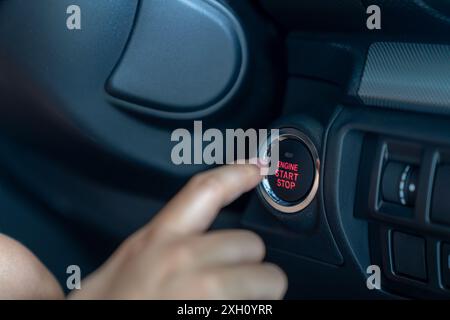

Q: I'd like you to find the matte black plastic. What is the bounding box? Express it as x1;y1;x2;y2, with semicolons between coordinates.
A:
392;231;427;281
6;0;450;300
261;0;450;33
0;0;280;184
441;243;450;288
246;115;344;266
107;0;247;115
431;165;450;227
260;0;366;31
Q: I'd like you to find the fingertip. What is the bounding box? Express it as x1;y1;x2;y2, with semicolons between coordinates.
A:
256;157;270;168
226;159;265;180
243;162;265;183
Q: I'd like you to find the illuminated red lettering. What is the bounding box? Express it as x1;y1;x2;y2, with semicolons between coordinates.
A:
277;161;299;172
275;161;301;191
276;179;296;189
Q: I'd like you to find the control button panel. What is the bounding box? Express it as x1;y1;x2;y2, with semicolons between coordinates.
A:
258;128;319;214
356;135;450;298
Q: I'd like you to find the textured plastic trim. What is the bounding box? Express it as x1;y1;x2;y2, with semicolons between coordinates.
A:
358;42;450;114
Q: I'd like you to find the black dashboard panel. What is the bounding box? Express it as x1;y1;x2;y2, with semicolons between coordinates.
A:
261;0;450;34
0;0;450;300
107;0;248;117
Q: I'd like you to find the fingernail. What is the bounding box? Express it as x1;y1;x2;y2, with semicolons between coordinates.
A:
257;157;270;168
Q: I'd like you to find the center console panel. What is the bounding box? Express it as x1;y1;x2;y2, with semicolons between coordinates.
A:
330;106;450;298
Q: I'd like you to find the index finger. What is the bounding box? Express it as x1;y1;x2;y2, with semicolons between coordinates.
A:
149;163;263;240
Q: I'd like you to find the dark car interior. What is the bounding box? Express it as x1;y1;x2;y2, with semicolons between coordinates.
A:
1;0;450;299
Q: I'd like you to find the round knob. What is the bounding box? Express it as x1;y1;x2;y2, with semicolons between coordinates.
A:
381;162;418;207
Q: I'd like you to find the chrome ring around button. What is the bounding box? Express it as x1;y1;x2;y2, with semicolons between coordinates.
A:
257;128;320;214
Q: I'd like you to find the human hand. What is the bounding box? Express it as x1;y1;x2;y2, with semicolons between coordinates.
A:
69;163;287;300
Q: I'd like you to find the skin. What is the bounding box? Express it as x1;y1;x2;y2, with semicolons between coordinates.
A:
0;234;64;299
0;163;287;299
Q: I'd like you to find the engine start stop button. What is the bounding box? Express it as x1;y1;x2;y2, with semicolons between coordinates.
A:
258;128;320;213
267;138;315;203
